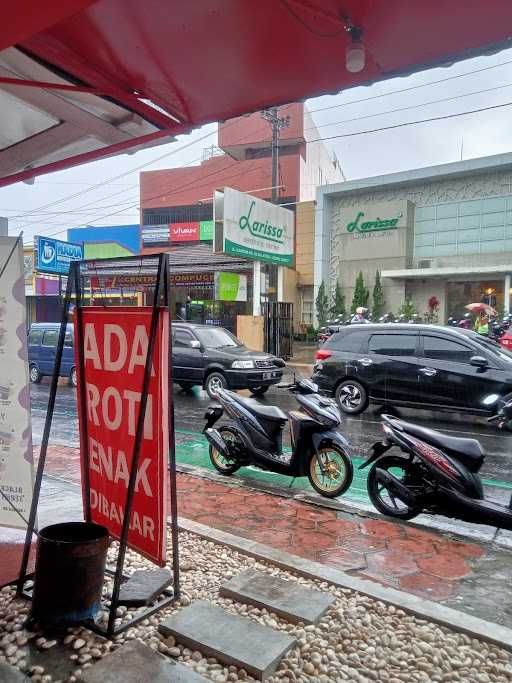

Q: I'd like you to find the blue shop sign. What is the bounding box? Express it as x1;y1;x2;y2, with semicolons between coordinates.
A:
36;236;83;275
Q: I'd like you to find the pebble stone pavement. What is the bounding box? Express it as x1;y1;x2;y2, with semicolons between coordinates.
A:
1;531;512;683
2;444;512;630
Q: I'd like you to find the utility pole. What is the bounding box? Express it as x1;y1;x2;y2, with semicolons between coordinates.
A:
261;107;290;301
261;107;290;204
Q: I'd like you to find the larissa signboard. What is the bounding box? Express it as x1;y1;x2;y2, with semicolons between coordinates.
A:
75;307;168;566
215;188;294;266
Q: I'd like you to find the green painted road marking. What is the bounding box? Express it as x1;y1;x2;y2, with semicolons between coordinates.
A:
175;428;512;499
175;428;369;503
481;477;512;490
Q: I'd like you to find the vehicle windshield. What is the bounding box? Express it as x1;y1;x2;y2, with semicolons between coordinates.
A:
473;335;512;362
195;327;241;349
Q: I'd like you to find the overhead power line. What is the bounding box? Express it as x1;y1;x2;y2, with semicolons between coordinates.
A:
7;57;512;222
13;108;296;235
307;57;512;115
311;81;512;133
307;99;512;144
22;161;262;240
20;96;512;240
8;105;295;224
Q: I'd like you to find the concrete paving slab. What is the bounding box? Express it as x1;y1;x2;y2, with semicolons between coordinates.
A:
119;568;172;607
180;518;512;653
159;601;296;680
220;568;334;624
0;663;29;681
80;639;209;683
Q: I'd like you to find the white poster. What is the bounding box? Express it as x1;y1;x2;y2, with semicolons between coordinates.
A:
215;187;294;266
0;237;34;529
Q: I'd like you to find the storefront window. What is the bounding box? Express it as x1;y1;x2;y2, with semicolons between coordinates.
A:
447;281;502;321
301;287;313;325
415;194;512;258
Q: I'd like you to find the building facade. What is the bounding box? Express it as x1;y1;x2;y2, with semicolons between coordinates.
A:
315;153;512;324
140;103;343;329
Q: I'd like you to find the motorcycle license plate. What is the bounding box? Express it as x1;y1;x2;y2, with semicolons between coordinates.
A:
262;372;274;379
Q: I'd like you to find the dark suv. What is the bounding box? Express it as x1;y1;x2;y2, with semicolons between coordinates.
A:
313;323;512;416
172;323;284;398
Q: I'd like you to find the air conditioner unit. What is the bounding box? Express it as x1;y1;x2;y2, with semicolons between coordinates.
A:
418;259;433;269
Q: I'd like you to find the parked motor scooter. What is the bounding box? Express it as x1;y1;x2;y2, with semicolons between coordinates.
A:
359;397;512;530
203;378;353;498
457;312;472;329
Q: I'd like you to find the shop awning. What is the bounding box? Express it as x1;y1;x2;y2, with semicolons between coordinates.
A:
383;265;512;280
2;1;512;186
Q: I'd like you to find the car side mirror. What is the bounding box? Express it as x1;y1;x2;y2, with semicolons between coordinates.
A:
470;355;488;369
188;340;201;349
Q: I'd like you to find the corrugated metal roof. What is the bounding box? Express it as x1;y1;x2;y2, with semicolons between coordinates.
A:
167;243;252;272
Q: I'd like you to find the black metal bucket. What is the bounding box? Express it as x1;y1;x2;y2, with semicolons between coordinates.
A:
31;521;109;625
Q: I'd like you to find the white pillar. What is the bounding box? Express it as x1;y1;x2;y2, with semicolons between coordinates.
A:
505;274;511;314
277;266;284;302
253;261;261;316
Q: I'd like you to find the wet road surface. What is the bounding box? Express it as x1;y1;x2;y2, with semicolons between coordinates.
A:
29;378;512;543
30;378;512;476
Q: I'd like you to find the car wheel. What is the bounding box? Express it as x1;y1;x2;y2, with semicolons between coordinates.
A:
178;382;194;392
335;379;368;415
205;372;227;399
250;386;269;396
496;391;512;431
69;367;77;387
29;365;42;384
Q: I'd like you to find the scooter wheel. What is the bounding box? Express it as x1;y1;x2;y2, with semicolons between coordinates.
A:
307;443;353;498
367;455;422;520
209;426;242;475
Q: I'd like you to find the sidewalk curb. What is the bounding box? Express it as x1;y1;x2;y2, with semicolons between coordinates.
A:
174;461;512;550
179;517;512;653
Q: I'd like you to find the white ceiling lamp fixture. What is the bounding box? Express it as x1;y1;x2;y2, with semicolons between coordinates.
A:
345;25;365;73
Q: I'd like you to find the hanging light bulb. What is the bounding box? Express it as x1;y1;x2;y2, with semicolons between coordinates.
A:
345;26;365;73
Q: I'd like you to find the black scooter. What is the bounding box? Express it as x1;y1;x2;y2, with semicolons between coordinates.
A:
203;378;353;498
359;399;512;530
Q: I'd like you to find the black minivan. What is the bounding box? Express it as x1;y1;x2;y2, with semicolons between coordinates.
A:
313;323;512;416
172;323;284;398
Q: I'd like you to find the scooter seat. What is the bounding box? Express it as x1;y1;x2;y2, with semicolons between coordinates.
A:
393;419;484;472
230;392;287;423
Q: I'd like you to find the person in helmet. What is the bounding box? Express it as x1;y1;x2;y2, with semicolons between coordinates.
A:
351;306;369;324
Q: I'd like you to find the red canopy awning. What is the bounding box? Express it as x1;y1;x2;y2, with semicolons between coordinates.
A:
1;0;511;186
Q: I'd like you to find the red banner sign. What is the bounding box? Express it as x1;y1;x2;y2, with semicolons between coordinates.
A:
169;222;199;242
75;307;168;566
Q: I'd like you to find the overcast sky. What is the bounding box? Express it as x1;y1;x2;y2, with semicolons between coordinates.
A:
3;46;512;244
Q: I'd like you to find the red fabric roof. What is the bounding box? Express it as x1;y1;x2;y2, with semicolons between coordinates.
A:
2;0;512;184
